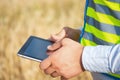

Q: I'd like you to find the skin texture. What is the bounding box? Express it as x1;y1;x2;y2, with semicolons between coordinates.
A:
40;27;85;80
49;27;81;42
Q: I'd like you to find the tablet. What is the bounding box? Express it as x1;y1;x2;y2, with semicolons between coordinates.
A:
18;36;53;62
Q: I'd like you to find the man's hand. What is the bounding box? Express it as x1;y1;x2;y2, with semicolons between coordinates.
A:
40;38;85;79
49;27;81;42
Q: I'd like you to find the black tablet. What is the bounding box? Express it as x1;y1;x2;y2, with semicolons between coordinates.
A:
18;36;53;62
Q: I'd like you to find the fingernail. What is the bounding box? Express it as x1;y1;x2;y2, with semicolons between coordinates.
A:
47;45;51;49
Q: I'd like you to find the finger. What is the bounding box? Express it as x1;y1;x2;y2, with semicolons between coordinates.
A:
51;72;60;78
56;29;66;41
47;41;62;51
47;51;54;55
49;29;66;42
49;34;58;42
60;76;68;80
44;67;55;74
40;57;52;70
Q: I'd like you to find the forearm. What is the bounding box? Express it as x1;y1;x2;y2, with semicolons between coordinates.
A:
82;44;120;74
64;27;81;42
71;28;81;42
74;29;81;42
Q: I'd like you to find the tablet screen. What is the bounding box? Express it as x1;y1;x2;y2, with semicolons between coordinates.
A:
18;36;53;61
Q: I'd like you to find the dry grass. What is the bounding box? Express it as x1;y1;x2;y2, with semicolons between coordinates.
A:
0;0;92;80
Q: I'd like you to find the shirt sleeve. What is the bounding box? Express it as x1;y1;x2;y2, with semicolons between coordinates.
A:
82;44;120;74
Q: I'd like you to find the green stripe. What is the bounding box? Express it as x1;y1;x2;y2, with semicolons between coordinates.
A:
109;73;120;78
81;38;97;46
81;0;120;78
87;7;120;27
94;0;120;11
85;23;120;44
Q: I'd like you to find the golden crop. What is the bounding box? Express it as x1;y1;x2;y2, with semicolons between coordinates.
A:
0;0;92;80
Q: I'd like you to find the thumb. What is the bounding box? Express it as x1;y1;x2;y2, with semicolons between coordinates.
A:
50;29;66;42
47;41;62;51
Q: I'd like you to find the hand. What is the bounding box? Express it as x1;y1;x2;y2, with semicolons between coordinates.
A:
47;27;81;79
40;38;85;79
49;27;81;42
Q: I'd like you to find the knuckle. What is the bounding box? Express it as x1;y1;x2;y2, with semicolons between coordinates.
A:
44;69;49;74
60;70;71;79
62;38;70;45
59;70;65;76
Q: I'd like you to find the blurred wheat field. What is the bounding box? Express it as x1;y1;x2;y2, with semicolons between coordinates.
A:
0;0;93;80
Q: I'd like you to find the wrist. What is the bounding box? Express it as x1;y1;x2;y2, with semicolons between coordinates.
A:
80;45;85;72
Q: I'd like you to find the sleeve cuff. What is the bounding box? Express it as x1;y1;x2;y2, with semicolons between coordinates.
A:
82;45;111;73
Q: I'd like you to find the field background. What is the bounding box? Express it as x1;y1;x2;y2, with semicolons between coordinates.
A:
0;0;92;80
